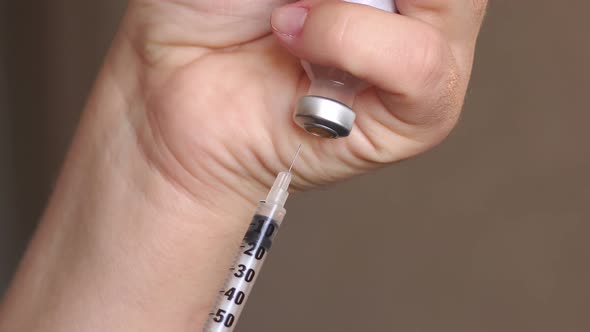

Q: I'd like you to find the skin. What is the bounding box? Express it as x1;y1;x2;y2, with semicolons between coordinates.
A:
0;0;487;331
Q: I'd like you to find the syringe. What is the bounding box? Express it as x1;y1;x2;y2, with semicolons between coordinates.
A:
202;146;302;332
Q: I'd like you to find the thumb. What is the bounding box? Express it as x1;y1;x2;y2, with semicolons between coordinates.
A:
270;1;460;128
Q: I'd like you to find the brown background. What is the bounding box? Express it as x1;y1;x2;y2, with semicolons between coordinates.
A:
2;1;590;331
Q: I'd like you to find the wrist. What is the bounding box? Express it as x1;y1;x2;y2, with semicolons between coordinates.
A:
0;28;259;332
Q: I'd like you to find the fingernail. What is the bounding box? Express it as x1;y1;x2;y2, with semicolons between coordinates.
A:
271;6;309;37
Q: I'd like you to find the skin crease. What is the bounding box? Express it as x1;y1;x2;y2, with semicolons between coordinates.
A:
0;0;486;331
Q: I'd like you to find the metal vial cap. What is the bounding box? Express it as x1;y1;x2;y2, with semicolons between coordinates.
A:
293;96;356;138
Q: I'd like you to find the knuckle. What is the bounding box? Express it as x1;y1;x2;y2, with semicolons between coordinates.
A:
472;0;489;19
406;26;449;95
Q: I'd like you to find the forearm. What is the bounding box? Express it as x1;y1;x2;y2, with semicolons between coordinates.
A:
0;31;255;332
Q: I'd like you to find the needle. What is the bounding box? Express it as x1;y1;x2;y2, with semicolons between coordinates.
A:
288;144;302;173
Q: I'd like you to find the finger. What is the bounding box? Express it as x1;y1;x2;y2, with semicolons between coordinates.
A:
126;0;292;49
395;0;488;46
271;1;460;127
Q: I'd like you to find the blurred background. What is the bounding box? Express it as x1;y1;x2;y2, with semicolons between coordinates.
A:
2;1;590;331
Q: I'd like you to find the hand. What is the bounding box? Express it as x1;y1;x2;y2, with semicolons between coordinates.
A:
121;0;487;210
0;1;487;331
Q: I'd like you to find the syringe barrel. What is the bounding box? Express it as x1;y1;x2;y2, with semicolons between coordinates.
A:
203;202;286;332
293;0;396;139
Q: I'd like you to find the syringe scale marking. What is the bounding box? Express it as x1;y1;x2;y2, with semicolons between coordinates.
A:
203;145;302;332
